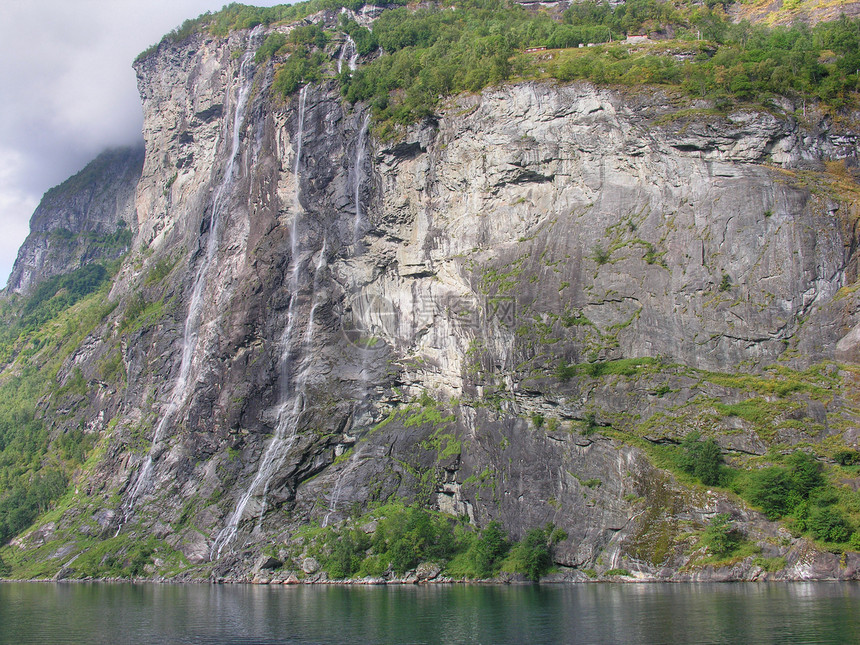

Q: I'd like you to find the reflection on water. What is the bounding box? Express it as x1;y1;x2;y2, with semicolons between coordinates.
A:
1;582;858;644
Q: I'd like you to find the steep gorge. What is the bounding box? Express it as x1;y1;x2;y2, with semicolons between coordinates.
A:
3;6;860;582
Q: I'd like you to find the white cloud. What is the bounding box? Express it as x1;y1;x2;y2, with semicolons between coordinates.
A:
0;148;39;284
0;0;287;288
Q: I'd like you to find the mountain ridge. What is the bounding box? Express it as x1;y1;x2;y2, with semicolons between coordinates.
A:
4;146;143;296
1;1;860;583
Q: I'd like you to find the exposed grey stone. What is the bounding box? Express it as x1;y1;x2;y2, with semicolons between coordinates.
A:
255;555;283;571
6;11;859;584
301;557;320;575
416;562;441;581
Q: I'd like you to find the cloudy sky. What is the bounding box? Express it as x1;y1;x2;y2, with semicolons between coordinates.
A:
0;0;286;287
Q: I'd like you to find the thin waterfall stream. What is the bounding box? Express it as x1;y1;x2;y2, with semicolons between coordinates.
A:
337;34;358;74
304;237;328;349
211;85;311;559
348;35;359;71
323;111;371;527
352;113;370;253
118;48;257;529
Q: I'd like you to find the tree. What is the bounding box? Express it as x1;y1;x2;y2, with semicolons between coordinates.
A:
695;440;723;486
473;521;510;578
704;513;740;556
679;434;723;486
787;451;824;498
807;506;852;543
747;467;793;519
506;524;567;581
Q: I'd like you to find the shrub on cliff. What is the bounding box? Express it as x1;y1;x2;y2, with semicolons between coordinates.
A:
372;505;457;574
273;49;328;95
502;524;567;581
746;467;795;520
320;527;370;579
703;513;741;557
302;505;570;581
806;506;852;543
448;520;511;578
472;521;510;577
678;433;723;486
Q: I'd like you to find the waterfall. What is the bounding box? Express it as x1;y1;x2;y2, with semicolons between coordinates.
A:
119;48;257;526
323;113;372;528
352;112;370;252
281;83;309;384
348;35;359;72
321;443;368;528
338;35;358;74
353;112;372;391
304;237;328;348
211;86;310;559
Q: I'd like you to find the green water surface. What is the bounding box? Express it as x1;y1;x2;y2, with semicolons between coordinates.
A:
0;582;857;644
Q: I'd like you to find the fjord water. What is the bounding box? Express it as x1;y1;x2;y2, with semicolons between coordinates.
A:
1;583;858;644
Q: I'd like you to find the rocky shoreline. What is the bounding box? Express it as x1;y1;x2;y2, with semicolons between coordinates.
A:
6;559;859;585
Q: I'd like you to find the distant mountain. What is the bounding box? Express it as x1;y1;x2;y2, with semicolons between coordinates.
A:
5;146;143;296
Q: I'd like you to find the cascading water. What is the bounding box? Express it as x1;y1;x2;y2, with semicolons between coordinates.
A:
337;35;358;74
348;36;359;72
323;112;372;528
352;113;371;253
351;111;373;390
118;47;258;529
304;237;328;348
211;86;311;559
322;444;366;528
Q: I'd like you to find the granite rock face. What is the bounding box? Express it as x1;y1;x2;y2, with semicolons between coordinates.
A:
7;14;860;581
6;146;143;295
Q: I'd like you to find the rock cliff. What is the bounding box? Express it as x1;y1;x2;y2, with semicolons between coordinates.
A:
5;146;143;295
4;10;860;582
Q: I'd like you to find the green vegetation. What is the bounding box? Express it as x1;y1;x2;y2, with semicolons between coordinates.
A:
450;521;510;578
591;243;611;265
834;449;860;466
139;1;860;132
273;49;330;96
0;266;118;547
0;264;111;361
556;356;660;381
702;513;740;557
270;24;332;93
297;503;565;581
735;451;825;520
582;412;599;436
135;1;405;62
143;256;177;286
70;536;162;579
678;433;723;486
658;438;860;548
502;524;567;581
752;555;786;572
0;469;67;545
693;513;761;566
47;227;133;254
255;32;289;63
